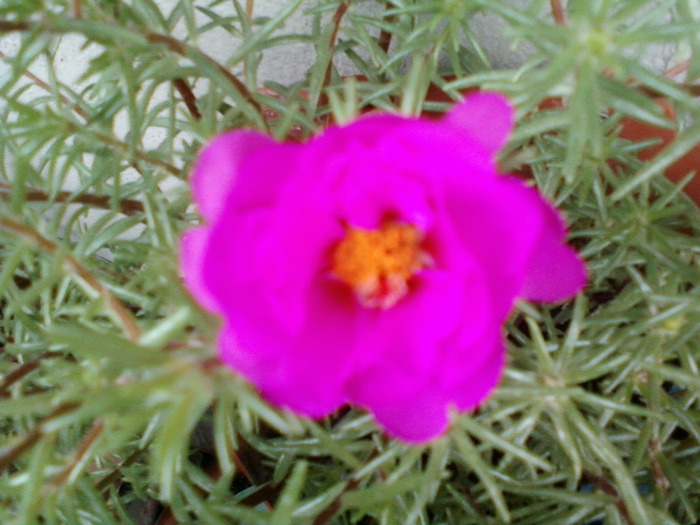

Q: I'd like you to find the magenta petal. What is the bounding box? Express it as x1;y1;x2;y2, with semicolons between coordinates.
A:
179;227;220;312
254;210;344;334
191;130;279;222
520;204;587;301
444;175;544;318
444;92;514;155
333;155;435;230
218;321;280;392
343;268;492;410
219;279;357;418
451;338;505;411
351;272;473;376
369;390;449;443
320;114;408;147
344;356;427;409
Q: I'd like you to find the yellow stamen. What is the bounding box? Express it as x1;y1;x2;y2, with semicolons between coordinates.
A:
330;222;429;309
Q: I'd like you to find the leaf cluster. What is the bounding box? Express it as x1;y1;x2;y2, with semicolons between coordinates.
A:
0;0;699;524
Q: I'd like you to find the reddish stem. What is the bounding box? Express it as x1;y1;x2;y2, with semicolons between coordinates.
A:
72;0;82;18
663;59;690;78
550;0;566;25
0;351;62;397
50;419;105;486
0;402;80;473
582;470;633;525
0;182;145;215
146;33;267;131
377;3;395;55
173;78;201;120
318;1;350;108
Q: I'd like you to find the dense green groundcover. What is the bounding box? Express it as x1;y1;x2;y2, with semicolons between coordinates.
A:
1;1;699;523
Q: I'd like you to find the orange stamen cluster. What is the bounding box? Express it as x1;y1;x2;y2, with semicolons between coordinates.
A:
330;222;429;309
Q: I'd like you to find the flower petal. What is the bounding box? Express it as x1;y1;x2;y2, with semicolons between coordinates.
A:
444;175;544;318
344;268;486;398
520;201;587;301
198;208;271;307
321;114;408;146
191;130;285;222
254;205;345;333
369;390;449;443
219;278;358;418
200;177;344;334
444;92;514;155
333;151;436;230
179;226;220;312
450;337;505;411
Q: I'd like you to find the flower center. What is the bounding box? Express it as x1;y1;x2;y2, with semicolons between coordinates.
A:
330;221;430;309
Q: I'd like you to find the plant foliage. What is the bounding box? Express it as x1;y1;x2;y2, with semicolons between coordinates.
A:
1;0;699;523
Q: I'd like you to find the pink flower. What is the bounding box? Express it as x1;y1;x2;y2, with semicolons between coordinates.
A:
180;92;585;443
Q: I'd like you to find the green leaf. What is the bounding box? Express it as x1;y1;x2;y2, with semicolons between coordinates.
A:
48;324;168;367
610;118;700;201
